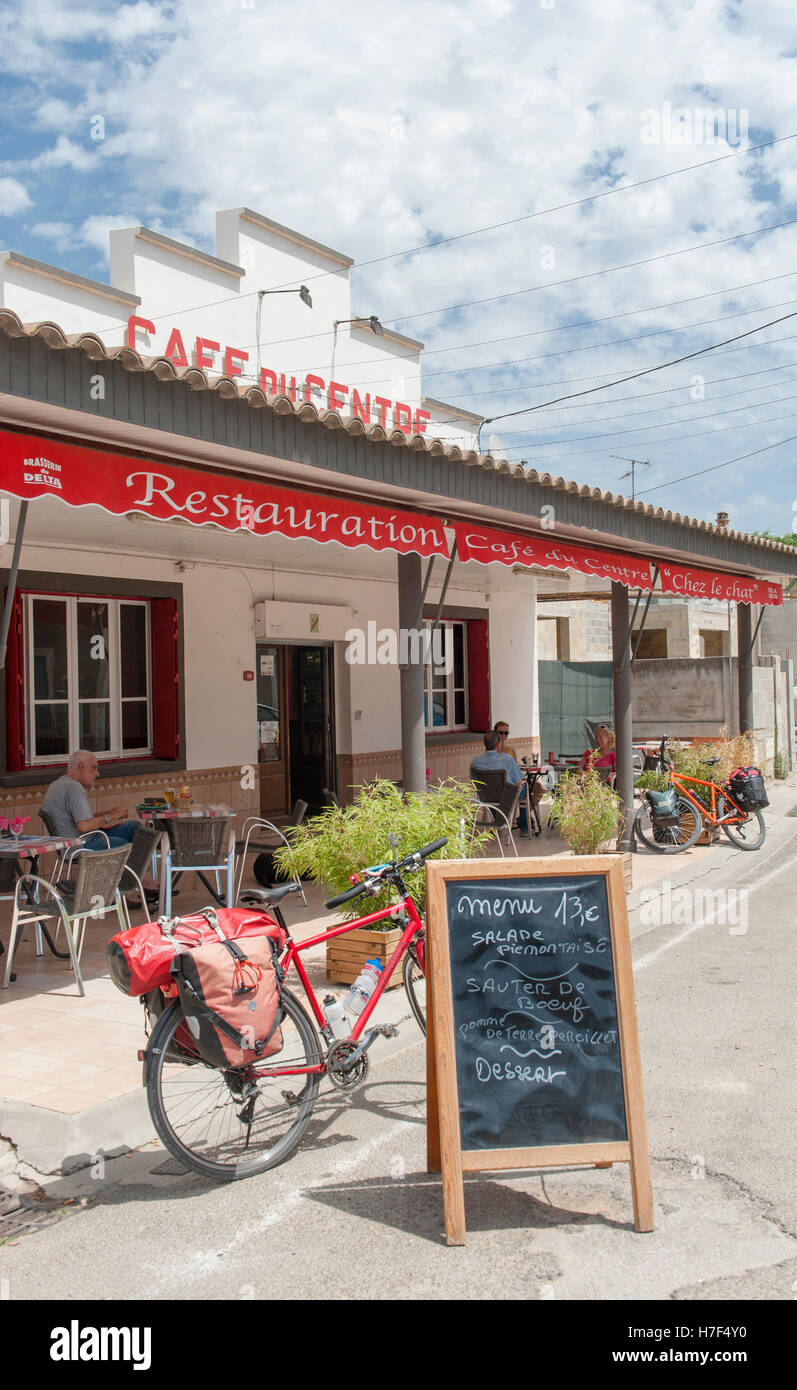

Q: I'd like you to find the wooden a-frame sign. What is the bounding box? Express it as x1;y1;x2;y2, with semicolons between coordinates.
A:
425;856;654;1245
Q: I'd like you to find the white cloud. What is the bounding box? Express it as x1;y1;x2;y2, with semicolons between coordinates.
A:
0;177;32;216
2;0;797;525
29;220;76;252
31;135;97;172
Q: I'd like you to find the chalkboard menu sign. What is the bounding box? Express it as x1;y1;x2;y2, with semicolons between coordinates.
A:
425;857;653;1245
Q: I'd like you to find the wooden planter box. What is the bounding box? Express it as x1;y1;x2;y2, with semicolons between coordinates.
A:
696;823;721;846
326;925;404;989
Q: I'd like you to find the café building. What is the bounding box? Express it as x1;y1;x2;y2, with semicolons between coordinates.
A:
0;208;794;841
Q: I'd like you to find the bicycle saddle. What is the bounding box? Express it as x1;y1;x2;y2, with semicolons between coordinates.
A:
240;883;302;907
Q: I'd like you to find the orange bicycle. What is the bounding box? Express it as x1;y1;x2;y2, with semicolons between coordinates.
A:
634;737;767;854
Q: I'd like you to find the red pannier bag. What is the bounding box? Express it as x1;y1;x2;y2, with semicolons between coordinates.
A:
107;906;286;997
170;926;285;1069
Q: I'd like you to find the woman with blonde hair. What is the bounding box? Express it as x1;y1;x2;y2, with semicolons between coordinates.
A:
582;724;616;777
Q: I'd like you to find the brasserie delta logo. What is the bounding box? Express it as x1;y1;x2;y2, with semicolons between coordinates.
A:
23;455;62;490
50;1320;151;1371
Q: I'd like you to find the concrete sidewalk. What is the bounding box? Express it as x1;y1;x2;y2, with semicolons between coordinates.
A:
2;777;794;1182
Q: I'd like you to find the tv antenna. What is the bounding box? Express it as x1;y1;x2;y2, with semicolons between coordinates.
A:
613;455;651;501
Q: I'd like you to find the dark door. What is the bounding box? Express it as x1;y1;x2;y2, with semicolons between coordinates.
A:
257;644;289;816
288;646;335;815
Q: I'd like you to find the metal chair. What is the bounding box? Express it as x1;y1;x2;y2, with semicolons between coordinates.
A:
159;816;235;916
322;788;341;808
2;845;131;997
118;825;161;925
40;808;110;883
469;769;524;857
234;801;309;904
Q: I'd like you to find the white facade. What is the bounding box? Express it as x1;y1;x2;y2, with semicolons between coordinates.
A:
1;209;481;447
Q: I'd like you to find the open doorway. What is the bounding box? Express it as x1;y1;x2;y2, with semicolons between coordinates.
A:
256;643;335;818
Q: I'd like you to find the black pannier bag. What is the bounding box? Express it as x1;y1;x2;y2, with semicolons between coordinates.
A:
645;788;680;826
727;767;769;812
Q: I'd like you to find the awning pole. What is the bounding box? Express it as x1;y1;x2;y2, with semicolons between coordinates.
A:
415;554;436;628
737;603;754;734
431;539;458;628
630;566;660;665
397;552;427;794
0;500;28;670
749;604;765;655
611;580;635;853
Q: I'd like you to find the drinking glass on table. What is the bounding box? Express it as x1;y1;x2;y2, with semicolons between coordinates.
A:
163;788;175;805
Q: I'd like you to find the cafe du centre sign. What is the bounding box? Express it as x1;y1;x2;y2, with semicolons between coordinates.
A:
126;315;433;436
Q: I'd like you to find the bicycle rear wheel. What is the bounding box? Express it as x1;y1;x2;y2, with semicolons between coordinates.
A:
146;988;322;1181
633;797;703;853
402;938;426;1035
721;805;766;850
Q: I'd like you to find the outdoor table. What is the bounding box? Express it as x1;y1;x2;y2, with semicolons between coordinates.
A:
0;834;82;963
139;806;236;915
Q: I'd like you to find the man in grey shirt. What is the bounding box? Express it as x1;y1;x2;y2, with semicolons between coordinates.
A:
470;731;528;833
42;749;137;850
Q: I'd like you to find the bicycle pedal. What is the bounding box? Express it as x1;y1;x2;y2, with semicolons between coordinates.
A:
281;1090;301;1107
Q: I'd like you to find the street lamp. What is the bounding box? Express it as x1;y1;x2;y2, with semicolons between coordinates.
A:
334;315;383;335
256;285;313;376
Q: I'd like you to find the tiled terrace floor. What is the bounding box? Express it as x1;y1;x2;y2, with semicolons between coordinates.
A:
0;823;707;1117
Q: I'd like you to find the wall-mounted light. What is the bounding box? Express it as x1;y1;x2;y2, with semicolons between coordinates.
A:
334;315;384;336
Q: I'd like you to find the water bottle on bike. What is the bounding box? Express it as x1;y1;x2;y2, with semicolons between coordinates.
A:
344;959;383;1016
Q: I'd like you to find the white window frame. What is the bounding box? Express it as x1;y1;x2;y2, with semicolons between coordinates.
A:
24;594;153;765
423;619;469;733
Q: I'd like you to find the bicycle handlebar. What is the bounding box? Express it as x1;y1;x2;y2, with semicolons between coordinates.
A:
324;838;448;910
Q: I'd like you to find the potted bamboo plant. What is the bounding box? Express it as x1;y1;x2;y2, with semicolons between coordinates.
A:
274;778;491;986
549;769;630;889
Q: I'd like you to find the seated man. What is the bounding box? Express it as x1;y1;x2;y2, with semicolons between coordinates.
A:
42;749;139;851
470;731;528;834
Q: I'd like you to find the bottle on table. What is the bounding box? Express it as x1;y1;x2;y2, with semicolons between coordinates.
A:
344;959;383;1016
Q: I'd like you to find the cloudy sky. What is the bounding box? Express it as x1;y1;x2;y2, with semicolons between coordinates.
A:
2;0;797;534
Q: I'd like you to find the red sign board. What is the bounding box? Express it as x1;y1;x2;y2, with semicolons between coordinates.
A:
657;562;782;607
0;430;449;559
454;522;655;590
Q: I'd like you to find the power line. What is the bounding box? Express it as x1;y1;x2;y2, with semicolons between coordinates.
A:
637;432;797;497
254;131;797;292
499;386;797;452
503;403;797;464
479;307;797;434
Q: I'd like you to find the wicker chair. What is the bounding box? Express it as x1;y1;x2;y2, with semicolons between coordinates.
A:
118;825;161;925
234;801;308;904
159;816;235;916
470;767;525;857
2;845;130;997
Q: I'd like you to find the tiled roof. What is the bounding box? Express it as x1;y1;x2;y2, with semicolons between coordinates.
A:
0;307;793;559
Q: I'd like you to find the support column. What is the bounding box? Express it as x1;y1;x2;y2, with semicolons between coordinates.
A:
737;603;754;734
611;581;634;852
397;552;426;794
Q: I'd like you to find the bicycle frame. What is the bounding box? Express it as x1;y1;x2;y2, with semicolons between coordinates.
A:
669;770;747;826
260;892;425;1078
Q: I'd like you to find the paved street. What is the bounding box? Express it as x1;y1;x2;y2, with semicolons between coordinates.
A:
2;790;796;1301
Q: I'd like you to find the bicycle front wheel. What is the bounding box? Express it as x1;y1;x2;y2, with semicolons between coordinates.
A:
633;797;703;853
722;806;766;850
146;988;322;1182
402;939;426;1035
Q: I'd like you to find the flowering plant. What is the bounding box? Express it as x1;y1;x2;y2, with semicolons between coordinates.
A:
0;815;30;837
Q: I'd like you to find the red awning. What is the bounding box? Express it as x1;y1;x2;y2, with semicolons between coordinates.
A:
657;562;782;606
453;521;655;590
453;521;783;605
0;429;449;559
